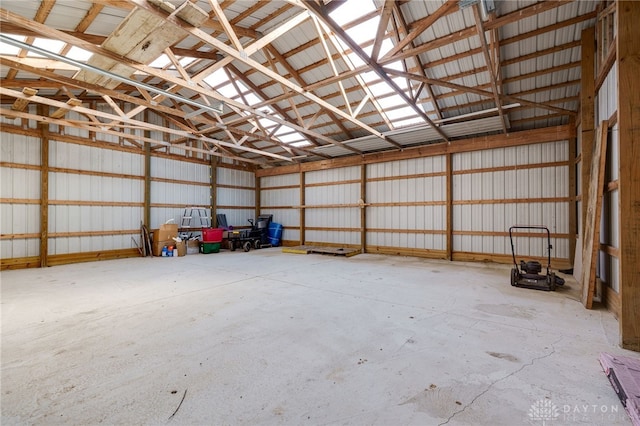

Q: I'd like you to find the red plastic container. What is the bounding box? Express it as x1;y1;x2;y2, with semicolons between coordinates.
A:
202;227;223;242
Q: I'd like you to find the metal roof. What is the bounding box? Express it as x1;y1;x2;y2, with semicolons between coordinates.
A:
0;0;598;167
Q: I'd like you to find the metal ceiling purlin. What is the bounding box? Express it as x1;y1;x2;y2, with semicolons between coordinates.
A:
302;0;450;144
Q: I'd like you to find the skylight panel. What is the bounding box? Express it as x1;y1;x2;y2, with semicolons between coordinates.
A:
178;56;196;68
244;93;262;106
28;38;65;57
150;54;170;68
0;34;24;55
203;68;228;87
217;83;238;99
393;116;425;128
66;46;92;61
276;132;305;144
377;94;405;109
329;0;375;26
345;17;378;45
385;106;417;121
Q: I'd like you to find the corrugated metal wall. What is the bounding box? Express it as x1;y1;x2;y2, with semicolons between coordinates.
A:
305;166;361;245
150;156;210;228
48;138;144;254
1;108;248;267
260;173;300;243
453;141;569;260
258;139;571;266
367;157;447;254
0;133;41;259
216;167;255;229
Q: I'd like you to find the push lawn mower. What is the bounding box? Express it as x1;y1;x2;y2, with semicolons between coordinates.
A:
509;225;565;291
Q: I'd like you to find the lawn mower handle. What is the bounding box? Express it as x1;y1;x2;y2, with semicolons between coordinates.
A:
508;225;552;274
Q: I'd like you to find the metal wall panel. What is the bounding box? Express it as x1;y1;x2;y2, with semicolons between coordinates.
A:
0;135;41;257
49;139;144;255
304;166;360;245
260;173;300;243
597;65;617;123
216;167;255;228
366;155;446;251
453;141;570;260
150;157;210;227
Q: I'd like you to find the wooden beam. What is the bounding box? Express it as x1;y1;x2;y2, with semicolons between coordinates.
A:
303;0;450;142
299;171;305;245
49;98;82;119
370;0;394;61
38;104;49;267
580;26;595;237
256;125;575;177
617;0;640;351
382;0;458;60
360;164;367;253
484;0;574;30
11;87;37;111
473;4;507;133
581;123;607;309
446;153;453;261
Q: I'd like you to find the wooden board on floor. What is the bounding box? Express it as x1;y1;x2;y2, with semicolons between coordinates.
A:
283;245;360;257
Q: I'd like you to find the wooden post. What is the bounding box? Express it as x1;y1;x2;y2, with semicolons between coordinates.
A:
360;164;367;253
300;171;305;245
210;156;217;226
568;135;577;262
617;0;640;351
580;26;596;236
446;153;453;260
143;120;151;228
39;105;49;267
254;170;260;221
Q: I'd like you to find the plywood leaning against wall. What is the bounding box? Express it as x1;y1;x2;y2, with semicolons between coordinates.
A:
581;124;609;308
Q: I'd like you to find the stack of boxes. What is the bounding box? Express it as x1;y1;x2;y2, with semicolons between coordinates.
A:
152;223;186;257
200;228;223;254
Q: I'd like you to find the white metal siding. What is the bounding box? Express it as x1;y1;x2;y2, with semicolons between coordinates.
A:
305;166;360;245
260;173;300;242
0;134;41;258
49;140;144;254
216;168;255;228
452;141;570;260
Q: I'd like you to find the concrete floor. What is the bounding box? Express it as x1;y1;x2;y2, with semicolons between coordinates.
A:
1;250;635;425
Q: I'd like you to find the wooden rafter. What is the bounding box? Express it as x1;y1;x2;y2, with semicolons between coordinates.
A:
303;0;448;143
381;0;458;61
472;4;507;133
11;87;37;111
370;0;394;61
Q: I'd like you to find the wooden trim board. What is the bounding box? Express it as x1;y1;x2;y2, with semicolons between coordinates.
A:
581;123;608;308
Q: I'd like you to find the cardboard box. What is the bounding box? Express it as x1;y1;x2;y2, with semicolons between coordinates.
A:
153;239;175;256
186;240;200;255
176;240;186;257
156;223;178;242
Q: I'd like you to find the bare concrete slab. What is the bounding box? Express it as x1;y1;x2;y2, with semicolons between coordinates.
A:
1;251;635;425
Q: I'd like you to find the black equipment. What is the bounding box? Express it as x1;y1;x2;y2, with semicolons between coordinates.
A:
509;225;565;291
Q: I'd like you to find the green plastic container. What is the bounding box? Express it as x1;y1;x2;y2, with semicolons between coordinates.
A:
200;242;221;254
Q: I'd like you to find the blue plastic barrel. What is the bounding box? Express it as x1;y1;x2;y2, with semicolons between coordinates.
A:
268;222;283;240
